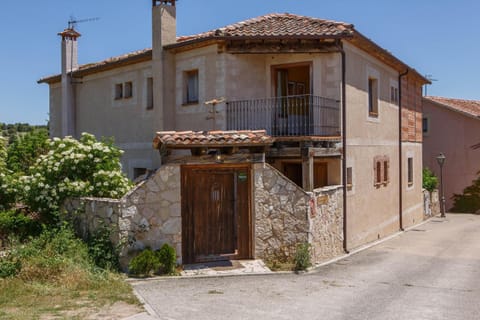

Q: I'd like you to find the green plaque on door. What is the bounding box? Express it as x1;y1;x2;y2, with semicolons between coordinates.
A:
238;172;247;182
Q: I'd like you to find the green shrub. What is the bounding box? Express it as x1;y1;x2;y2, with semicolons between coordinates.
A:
5;225;94;282
86;226;120;271
128;248;161;277
0;256;21;278
451;172;480;213
155;243;177;275
0;210;42;242
294;243;312;271
6;129;49;174
423;168;438;192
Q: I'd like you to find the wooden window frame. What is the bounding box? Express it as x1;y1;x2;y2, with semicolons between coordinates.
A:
373;155;390;188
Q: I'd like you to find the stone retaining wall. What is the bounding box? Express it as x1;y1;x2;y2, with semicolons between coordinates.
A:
309;185;344;263
65;162;347;269
64;164;182;269
253;163;310;262
423;189;440;217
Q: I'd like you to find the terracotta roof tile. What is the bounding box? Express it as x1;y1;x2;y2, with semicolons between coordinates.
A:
153;130;274;149
176;13;354;44
425;96;480;119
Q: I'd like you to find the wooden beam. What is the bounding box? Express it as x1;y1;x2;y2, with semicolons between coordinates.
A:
226;39;338;54
302;147;314;192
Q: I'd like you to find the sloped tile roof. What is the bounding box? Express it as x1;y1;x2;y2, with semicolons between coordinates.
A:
153;130;274;149
425;96;480;119
38;49;152;84
176;13;354;43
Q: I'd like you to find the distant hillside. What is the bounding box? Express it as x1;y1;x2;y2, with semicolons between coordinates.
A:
0;123;49;143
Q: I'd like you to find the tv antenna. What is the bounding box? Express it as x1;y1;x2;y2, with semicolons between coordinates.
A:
424;74;438;96
68;16;100;29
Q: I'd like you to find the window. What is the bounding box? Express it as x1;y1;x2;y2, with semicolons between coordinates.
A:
374;156;390;187
115;83;123;100
184;70;199;104
114;82;133;101
383;160;390;183
124;81;133;98
390;86;399;104
407;157;414;186
133;168;147;180
146;77;154;110
422;117;429;134
368;77;378;116
376;162;382;185
346;167;353;191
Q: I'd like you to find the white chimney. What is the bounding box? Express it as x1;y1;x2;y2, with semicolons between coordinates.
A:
58;28;81;137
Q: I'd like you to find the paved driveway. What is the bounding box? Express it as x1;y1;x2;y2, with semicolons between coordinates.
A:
132;214;480;320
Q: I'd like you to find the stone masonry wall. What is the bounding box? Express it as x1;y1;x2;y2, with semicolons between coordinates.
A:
309;186;344;263
253;163;310;262
65;162;347;269
64;164;182;270
423;189;440;217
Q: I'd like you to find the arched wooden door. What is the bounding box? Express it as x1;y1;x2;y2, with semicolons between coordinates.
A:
181;164;252;264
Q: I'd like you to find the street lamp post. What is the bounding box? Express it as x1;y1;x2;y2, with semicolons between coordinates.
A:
436;153;446;218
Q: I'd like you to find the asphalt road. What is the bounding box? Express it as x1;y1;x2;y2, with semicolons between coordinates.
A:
132;214;480;320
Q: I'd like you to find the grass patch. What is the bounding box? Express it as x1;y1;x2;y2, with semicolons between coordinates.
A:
0;225;141;319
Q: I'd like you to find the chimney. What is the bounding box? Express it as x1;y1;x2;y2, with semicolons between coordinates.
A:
58;28;81;137
152;0;177;131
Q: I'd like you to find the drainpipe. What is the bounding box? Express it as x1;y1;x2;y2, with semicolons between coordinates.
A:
336;40;348;253
398;69;409;231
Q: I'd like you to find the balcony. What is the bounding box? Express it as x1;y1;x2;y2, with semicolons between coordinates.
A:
226;95;340;138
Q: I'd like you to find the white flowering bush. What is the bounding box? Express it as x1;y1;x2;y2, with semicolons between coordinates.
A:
20;133;133;220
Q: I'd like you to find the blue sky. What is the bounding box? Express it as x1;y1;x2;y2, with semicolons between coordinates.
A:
1;0;479;125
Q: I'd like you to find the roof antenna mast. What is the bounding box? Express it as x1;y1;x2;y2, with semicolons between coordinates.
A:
68;16;100;30
424;74;438;96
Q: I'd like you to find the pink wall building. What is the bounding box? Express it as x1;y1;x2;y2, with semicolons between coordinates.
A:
423;96;480;210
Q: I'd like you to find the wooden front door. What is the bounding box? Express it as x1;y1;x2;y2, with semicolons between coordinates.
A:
181;165;252;264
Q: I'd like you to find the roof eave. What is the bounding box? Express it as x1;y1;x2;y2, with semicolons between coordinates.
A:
165;34;353;51
348;31;430;84
423;97;480;120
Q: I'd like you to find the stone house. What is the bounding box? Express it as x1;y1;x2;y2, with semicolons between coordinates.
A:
41;0;429;266
423;96;480;210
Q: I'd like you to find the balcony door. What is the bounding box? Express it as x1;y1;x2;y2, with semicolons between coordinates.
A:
273;63;312;136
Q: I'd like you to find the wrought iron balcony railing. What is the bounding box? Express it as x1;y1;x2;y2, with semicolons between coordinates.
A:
226;95;340;137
